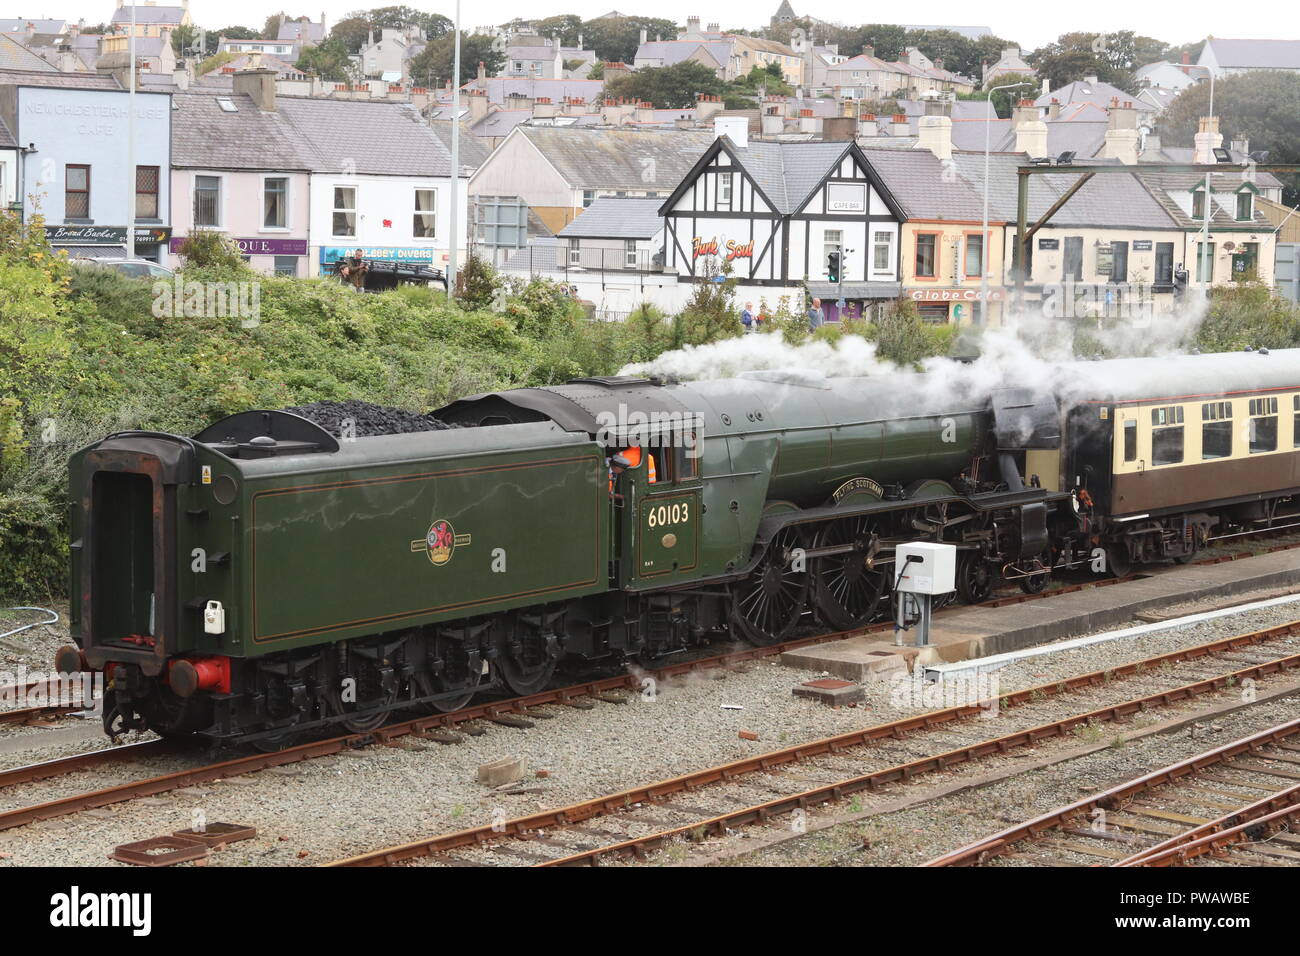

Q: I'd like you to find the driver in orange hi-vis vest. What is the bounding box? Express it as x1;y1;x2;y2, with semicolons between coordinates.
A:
609;446;657;491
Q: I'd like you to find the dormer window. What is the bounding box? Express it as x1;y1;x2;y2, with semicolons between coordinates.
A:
1236;190;1253;221
1191;188;1205;220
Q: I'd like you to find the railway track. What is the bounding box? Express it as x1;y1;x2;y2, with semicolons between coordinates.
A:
925;717;1300;867
0;540;1296;857
324;620;1300;867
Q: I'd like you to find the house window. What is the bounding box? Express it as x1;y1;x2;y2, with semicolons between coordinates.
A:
1109;241;1129;282
193;174;220;227
65;164;90;219
413;188;436;238
964;234;983;277
1201;401;1232;459
569;240;580;266
582;190;595;208
915;233;936;278
136;165;159;219
332;186;357;237
625;239;638;268
1151;405;1184;466
1249;396;1278;453
263;177;287;229
1191;190;1205;220
1197;242;1215;283
1236;191;1252;221
872;230;892;272
719;173;732;205
1155;242;1174;285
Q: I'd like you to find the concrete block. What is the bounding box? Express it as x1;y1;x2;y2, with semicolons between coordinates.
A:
477;756;526;788
781;637;909;682
792;678;866;707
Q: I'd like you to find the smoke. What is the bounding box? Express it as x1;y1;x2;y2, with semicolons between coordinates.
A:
621;291;1216;410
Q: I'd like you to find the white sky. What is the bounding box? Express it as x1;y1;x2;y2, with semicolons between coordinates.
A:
45;1;1267;51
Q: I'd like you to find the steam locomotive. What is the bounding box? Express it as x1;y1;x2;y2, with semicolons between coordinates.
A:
61;349;1300;746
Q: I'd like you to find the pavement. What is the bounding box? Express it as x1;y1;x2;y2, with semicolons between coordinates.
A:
781;549;1300;681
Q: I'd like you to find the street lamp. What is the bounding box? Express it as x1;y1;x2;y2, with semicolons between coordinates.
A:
978;81;1032;326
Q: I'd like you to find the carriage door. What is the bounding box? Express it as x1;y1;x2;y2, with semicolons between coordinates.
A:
628;439;702;585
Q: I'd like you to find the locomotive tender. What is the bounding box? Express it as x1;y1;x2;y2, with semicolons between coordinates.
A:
62;349;1300;745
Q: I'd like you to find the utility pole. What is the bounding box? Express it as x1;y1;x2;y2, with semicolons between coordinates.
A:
447;0;461;298
979;81;1030;326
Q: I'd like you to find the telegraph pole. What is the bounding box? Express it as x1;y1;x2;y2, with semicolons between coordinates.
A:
447;0;461;298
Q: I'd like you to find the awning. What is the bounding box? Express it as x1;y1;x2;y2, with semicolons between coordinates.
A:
806;282;902;300
57;245;128;260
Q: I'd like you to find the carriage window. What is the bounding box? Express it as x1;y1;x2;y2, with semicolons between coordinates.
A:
1151;406;1184;465
1123;420;1137;462
1249;396;1278;453
1201;401;1233;459
1294;395;1300;448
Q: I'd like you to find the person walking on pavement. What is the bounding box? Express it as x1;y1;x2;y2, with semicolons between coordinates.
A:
740;301;755;332
807;297;825;332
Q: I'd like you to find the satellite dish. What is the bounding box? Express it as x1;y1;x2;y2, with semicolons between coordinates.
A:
1223;241;1236;251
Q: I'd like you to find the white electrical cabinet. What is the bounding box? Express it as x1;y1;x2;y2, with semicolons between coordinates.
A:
894;542;956;595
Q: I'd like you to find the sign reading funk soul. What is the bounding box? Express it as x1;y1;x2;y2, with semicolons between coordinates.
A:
691;236;755;261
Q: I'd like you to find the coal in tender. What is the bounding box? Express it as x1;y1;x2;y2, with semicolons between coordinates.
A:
281;399;454;438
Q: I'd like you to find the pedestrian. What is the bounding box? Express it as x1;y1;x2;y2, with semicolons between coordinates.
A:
338;248;368;290
807;297;825;332
740;301;755;332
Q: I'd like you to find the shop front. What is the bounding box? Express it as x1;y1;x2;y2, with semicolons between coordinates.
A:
169;236;308;275
318;245;442;277
908;287;1006;324
47;225;172;263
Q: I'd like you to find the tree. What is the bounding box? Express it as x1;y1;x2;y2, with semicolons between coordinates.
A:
330;15;372;54
209;25;259;57
1161;71;1300;203
579;15;677;63
170;23;199;57
602;61;726;109
963;72;1037;117
535;14;583;47
262;14;285;40
296;36;359;83
1027;31;1168;93
732;62;793;98
410;32;504;88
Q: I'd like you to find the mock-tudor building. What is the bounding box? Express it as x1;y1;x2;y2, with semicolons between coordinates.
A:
658;120;906;320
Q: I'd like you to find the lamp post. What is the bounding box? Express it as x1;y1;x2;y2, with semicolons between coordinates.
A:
126;2;136;260
447;0;461;299
978;81;1031;326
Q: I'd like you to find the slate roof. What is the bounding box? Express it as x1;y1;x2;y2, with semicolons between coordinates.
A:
1035;79;1157;113
516;126;714;190
428;119;492;171
111;5;187;25
727;140;853;213
170;91;310;170
1134;170;1275;229
859;146;985;220
634;40;728;70
0;116;15;148
1203;38;1300;70
274;96;454;176
0;19;65;34
0;67;116;87
0;34;57;71
558;197;664;238
465;76;604;105
277;20;325;45
949;153;1179;230
501;238;560;272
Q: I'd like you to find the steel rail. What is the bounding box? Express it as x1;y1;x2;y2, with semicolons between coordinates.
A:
1120;800;1300;867
1114;779;1300;866
925;716;1300;866
326;625;1300;866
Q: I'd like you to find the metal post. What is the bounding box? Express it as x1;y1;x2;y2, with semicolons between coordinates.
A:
1200;69;1215;294
447;0;461;298
1014;167;1029;306
979;81;1030;326
126;3;137;260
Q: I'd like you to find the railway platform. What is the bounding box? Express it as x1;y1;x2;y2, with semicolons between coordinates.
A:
781;548;1300;681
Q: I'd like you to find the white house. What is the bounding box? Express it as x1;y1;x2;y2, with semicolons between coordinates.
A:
267;96;468;274
659;120;906;319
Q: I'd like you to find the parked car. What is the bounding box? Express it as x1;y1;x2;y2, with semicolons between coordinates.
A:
73;257;174;279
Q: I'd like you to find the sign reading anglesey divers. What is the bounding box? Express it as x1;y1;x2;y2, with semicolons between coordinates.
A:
45;225;171;245
691;236;754;261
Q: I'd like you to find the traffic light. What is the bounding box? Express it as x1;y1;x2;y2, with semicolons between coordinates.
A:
827;252;841;282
